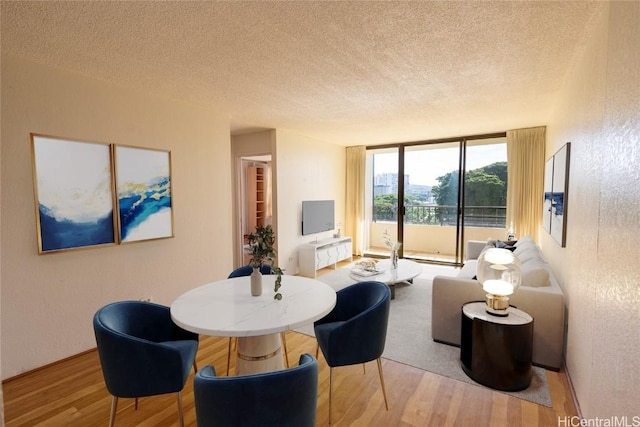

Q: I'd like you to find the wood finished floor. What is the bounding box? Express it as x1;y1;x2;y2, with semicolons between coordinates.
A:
3;261;578;426
3;332;577;427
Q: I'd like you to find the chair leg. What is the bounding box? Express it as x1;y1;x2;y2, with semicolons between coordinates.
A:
109;396;118;427
134;397;138;410
176;391;185;427
363;363;366;374
281;332;289;368
193;360;198;374
226;337;233;376
315;343;319;359
376;358;389;410
329;367;333;424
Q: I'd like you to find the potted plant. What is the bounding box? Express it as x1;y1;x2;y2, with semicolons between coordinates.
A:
247;224;283;299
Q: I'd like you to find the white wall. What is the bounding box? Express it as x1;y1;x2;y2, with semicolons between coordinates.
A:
0;55;234;379
273;130;346;275
543;2;639;418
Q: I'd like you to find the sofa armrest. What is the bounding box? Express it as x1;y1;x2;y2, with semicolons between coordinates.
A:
510;286;565;370
466;240;487;261
431;275;486;346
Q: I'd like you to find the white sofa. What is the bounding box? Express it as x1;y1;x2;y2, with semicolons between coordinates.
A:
431;236;565;370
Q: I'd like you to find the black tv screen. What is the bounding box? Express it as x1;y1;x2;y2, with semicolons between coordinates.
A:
302;200;335;236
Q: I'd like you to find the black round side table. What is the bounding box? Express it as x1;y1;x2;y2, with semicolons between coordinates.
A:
460;301;534;391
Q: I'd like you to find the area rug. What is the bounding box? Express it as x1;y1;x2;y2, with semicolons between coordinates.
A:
296;264;552;407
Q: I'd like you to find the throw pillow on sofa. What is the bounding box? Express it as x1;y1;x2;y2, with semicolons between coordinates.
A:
485;238;516;252
496;240;516;251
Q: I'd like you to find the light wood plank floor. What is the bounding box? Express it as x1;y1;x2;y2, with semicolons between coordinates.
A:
3;331;577;426
3;261;578;426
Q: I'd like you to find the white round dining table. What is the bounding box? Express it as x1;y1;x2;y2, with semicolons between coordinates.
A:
171;274;336;375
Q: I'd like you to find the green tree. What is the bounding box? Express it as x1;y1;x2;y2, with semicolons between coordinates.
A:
432;162;507;207
373;193;419;206
373;193;419;221
432;171;459;206
464;170;505;206
479;161;507;185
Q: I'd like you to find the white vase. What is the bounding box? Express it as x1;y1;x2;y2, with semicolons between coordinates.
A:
390;249;398;270
250;267;262;296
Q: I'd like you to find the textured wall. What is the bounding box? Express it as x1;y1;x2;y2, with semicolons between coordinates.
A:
0;55;233;378
544;2;639;418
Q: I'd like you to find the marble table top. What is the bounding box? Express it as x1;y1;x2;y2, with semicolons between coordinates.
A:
171;274;336;337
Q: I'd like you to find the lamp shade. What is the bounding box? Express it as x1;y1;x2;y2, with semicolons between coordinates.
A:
476;248;521;315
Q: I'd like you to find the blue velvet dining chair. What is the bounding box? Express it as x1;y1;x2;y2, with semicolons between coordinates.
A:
314;280;391;423
93;301;199;427
194;353;318;427
226;264;289;375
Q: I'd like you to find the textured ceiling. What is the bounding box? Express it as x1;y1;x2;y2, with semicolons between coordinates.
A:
1;1;602;146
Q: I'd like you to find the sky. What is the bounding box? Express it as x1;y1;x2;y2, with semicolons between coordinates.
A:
372;142;506;187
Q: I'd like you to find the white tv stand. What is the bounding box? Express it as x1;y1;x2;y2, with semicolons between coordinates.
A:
298;236;353;278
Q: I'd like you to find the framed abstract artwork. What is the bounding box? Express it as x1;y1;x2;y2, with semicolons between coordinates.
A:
544;142;571;247
114;145;174;243
31;134;117;254
542;157;554;234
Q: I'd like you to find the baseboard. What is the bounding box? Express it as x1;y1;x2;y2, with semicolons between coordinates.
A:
563;361;583;419
2;348;97;385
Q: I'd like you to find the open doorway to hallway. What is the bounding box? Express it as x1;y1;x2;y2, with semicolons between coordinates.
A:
239;155;273;265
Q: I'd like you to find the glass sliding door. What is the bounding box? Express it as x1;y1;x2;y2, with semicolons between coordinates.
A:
364;133;508;266
403;142;463;263
365;147;400;258
461;137;508;258
365;142;464;264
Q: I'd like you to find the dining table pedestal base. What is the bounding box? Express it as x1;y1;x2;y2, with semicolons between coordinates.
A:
236;333;284;375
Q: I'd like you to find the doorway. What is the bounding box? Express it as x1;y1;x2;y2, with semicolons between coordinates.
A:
239;155;273;265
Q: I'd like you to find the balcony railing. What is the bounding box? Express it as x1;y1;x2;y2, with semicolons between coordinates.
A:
373;204;506;228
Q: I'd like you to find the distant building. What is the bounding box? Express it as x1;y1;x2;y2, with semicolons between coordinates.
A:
374;173;433;202
374;173;409;195
406;184;431;201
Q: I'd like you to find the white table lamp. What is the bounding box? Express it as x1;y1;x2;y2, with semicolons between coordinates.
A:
476;248;521;316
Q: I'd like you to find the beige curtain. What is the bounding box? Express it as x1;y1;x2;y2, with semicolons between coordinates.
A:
345;146;366;256
506;127;546;242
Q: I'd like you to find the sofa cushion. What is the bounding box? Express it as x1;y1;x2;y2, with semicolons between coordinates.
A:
516;247;541;263
514;236;534;247
521;260;551;287
514;240;535;253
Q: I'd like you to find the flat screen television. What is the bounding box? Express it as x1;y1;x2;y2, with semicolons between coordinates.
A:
301;200;335;236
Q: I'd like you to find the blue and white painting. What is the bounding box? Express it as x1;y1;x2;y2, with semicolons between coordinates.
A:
550;143;570;247
32;135;116;253
542;157;554;234
115;146;173;243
